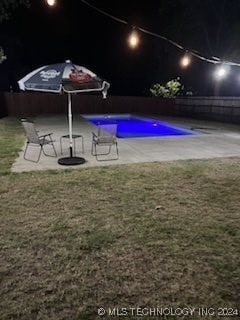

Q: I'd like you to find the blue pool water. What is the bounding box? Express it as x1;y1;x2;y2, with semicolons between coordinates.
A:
83;114;196;138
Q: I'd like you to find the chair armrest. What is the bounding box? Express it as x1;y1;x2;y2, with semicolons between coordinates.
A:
39;133;53;138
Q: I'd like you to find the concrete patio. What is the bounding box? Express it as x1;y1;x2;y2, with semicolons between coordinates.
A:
12;114;240;172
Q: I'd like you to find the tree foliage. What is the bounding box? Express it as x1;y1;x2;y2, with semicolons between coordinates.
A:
0;47;7;63
150;78;181;98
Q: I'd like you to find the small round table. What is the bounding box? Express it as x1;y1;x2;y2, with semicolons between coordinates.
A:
60;134;84;156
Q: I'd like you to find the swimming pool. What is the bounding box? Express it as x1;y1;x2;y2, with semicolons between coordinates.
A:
83;114;196;138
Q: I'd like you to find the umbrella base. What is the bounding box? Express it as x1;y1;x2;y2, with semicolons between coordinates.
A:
58;157;86;166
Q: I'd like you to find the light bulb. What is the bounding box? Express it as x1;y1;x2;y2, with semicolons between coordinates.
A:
128;30;139;49
180;53;191;68
46;0;56;6
214;65;230;80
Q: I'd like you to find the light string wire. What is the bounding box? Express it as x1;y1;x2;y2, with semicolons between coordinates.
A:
80;0;240;67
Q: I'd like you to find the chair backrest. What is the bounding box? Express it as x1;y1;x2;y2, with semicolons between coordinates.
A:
96;124;117;144
21;119;40;144
98;124;117;137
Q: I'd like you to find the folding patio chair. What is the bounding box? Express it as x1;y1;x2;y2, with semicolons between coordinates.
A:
21;119;57;162
91;124;119;161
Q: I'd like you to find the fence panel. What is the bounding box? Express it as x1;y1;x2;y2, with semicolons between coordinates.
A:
2;92;175;116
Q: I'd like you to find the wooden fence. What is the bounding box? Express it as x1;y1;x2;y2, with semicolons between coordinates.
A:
176;96;240;123
0;92;175;117
2;93;240;123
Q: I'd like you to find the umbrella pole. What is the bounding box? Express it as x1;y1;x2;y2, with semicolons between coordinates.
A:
58;93;86;166
68;93;73;158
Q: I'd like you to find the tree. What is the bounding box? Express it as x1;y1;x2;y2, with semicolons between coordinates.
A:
0;0;30;63
0;47;7;63
150;78;181;98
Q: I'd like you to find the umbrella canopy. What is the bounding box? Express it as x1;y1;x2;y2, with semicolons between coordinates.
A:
18;60;110;165
18;60;110;95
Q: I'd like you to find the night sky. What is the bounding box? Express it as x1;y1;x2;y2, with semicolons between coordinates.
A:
1;0;240;96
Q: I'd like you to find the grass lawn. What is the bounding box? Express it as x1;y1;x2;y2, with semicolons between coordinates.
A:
0;117;240;319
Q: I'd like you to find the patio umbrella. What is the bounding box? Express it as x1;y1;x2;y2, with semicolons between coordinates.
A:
18;60;110;165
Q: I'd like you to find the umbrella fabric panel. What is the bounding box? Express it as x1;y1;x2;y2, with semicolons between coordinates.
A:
19;64;66;92
63;64;96;79
62;64;103;92
18;66;46;91
63;77;105;92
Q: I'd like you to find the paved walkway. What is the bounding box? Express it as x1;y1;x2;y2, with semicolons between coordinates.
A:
12;114;240;172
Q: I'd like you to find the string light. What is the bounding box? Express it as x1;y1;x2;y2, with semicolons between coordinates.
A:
214;65;230;80
180;53;191;68
46;0;56;7
128;29;140;49
80;0;240;68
